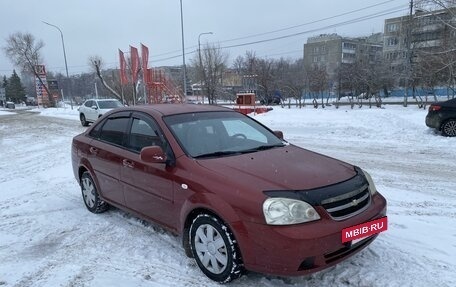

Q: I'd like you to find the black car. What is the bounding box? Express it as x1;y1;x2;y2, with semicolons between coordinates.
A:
426;98;456;137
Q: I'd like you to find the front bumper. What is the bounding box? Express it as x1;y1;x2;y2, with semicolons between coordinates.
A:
234;192;387;276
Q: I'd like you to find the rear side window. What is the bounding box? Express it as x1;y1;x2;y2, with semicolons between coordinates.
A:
98;117;130;146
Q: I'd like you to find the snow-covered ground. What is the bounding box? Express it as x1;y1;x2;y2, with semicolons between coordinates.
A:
0;104;455;287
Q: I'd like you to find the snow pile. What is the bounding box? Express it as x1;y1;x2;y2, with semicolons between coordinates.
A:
0;105;455;287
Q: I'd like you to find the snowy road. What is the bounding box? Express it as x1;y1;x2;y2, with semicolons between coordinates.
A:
0;106;455;286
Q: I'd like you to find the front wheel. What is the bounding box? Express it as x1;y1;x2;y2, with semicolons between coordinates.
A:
442;119;456;137
80;171;108;213
189;214;244;283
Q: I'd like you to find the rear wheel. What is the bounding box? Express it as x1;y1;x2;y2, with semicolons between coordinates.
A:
189;214;244;283
442;119;456;137
80;171;108;213
80;114;89;127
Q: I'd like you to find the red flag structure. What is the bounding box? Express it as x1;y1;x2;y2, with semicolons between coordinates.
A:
130;46;140;83
141;43;150;85
119;49;129;85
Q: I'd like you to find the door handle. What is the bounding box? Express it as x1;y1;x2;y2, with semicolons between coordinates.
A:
89;147;98;154
122;159;134;168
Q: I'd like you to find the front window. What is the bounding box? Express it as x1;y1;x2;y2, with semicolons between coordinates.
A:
164;111;285;158
97;100;123;109
128;117;162;152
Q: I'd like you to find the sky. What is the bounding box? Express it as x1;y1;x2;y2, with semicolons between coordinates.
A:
0;0;410;77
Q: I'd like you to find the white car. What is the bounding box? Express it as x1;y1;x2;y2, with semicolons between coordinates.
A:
78;99;123;126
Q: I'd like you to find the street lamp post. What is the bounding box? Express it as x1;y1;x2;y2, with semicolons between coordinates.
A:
198;32;213;104
42;21;71;107
179;0;187;99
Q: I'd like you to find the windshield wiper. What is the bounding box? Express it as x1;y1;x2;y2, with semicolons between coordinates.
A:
193;150;242;159
241;143;286;153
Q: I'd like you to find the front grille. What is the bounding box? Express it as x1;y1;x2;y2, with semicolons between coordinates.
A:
321;183;370;220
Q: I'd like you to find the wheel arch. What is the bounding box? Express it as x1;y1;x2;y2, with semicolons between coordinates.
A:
181;201;245;259
182;207;222;257
76;161;103;198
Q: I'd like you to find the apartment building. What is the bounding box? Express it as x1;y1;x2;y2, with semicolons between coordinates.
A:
303;33;383;82
384;7;456;75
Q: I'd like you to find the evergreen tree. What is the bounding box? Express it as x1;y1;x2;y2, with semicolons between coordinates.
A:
6;70;25;103
2;75;7;88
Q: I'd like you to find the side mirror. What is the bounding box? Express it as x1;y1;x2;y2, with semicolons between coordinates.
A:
91;105;98;110
273;130;284;140
140;146;167;164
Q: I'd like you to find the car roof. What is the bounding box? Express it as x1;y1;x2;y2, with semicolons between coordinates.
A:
85;98;120;102
126;104;234;116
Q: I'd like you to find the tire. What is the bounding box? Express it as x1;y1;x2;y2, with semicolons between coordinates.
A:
80;171;108;213
441;119;456;137
189;214;244;283
80;114;89;127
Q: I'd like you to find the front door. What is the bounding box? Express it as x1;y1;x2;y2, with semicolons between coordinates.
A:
120;113;176;229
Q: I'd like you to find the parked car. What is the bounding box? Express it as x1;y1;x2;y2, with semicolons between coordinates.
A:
5;101;15;109
71;104;387;283
425;98;456;137
77;98;123;126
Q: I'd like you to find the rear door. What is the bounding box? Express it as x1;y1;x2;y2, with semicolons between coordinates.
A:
88;111;131;206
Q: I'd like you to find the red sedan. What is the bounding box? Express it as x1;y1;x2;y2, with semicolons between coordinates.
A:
71;104;387;283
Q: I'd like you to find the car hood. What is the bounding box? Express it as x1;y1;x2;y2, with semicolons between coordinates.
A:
194;145;356;191
99;108;114;113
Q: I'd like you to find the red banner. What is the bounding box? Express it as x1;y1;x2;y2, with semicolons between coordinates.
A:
341;216;387;243
141;43;150;85
119;49;129;85
130;45;140;83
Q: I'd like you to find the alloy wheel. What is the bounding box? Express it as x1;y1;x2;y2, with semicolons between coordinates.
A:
442;120;456;137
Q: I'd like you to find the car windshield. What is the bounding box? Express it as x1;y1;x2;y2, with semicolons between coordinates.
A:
97;100;123;109
164;111;285;158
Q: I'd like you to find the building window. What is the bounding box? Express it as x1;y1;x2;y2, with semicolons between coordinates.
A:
313;56;319;63
342;42;356;50
313;46;319;53
342;53;355;59
387;23;398;32
386;37;398;46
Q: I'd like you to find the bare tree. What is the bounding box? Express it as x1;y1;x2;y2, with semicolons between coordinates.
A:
280;59;307;108
3;32;53;103
89;56;122;101
308;65;328;108
192;43;228;104
232;55;245;75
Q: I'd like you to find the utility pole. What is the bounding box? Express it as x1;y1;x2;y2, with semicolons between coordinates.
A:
405;0;414;106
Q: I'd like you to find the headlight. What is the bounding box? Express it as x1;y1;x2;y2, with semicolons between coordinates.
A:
361;169;378;195
263;198;320;225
